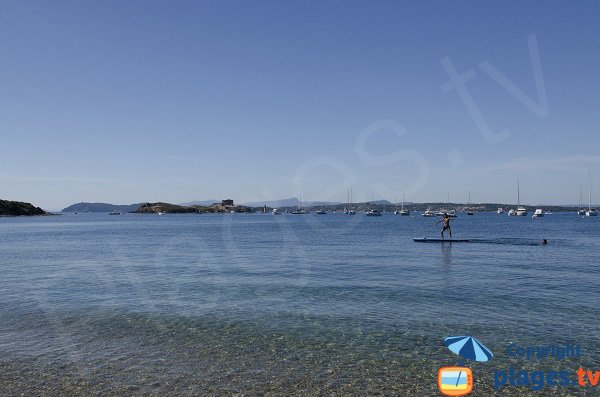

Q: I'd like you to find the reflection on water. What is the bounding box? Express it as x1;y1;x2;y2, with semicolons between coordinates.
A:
441;243;453;266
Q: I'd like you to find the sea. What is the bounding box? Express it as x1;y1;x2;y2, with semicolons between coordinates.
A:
1;212;599;396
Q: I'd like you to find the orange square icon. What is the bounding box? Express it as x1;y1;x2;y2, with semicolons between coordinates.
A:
438;366;473;396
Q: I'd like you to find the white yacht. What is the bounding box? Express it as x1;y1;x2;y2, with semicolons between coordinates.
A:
437;210;456;217
109;210;123;215
497;208;504;214
532;209;544;218
422;210;436;217
272;208;282;215
436;194;456;217
508;209;517;216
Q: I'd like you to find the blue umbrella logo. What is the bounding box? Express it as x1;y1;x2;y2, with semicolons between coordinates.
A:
444;336;493;362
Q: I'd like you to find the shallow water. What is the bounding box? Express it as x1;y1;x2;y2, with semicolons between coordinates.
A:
1;212;599;396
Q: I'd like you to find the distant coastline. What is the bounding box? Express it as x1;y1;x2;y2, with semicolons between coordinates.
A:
60;200;584;215
1;198;587;218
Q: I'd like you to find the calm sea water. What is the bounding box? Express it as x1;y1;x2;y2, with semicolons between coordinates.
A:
1;212;599;396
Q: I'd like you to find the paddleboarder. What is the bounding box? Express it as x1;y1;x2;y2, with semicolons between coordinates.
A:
436;213;453;239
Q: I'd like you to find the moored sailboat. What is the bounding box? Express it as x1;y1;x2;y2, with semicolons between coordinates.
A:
399;194;409;216
586;171;597;217
510;179;528;216
466;191;474;215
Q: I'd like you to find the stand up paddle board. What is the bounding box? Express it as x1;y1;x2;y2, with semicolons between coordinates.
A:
413;238;470;243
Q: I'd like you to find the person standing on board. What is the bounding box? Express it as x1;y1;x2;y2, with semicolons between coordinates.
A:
436;213;453;239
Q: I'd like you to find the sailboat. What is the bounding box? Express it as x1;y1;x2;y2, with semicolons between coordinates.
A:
578;184;586;215
467;191;474;215
344;191;349;214
399;194;409;215
365;208;382;216
347;189;356;215
509;179;527;216
586;171;597;217
291;197;306;214
365;195;382;216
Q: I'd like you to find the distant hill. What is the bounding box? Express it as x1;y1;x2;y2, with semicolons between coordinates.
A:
0;199;47;216
62;202;143;213
368;200;393;205
242;198;341;208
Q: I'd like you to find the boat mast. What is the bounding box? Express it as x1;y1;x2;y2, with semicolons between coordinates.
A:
589;171;592;211
345;190;349;212
517;179;520;207
401;193;405;211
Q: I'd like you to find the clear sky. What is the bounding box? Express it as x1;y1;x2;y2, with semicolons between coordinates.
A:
1;1;599;210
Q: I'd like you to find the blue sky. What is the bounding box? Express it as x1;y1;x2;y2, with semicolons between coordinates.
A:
1;1;599;209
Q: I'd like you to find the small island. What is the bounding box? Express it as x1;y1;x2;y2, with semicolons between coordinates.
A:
133;199;252;214
0;199;48;216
